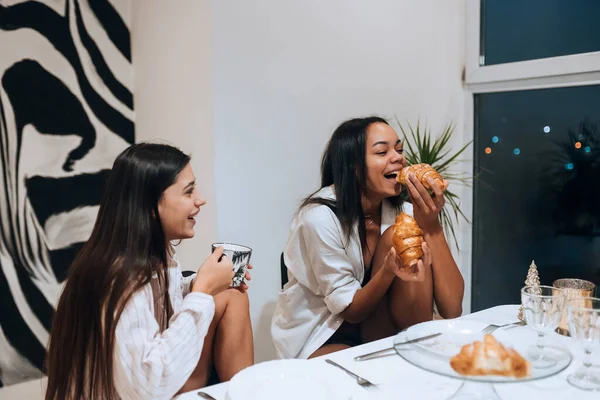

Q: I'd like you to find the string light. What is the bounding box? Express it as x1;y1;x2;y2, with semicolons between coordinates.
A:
565;163;574;170
575;142;582;149
543;126;551;133
513;148;521;155
485;147;492;154
492;136;499;143
584;146;591;153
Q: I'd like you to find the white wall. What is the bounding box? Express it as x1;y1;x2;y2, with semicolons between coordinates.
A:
211;0;466;361
132;0;218;270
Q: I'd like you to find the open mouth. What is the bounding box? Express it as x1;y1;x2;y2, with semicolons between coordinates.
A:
188;210;199;221
384;171;400;180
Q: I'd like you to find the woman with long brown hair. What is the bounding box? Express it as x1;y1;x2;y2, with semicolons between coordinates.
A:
45;143;254;400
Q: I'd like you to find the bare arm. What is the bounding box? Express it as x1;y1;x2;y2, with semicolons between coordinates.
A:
405;174;465;319
424;228;464;318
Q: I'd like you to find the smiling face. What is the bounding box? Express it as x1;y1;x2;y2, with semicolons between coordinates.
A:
364;122;406;202
158;163;206;242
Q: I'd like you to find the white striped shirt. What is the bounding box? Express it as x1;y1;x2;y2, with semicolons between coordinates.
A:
113;258;214;400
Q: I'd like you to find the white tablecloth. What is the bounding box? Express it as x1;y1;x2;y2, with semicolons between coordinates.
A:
177;305;600;400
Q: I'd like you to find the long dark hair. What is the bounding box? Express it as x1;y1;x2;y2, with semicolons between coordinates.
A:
45;143;191;400
301;117;404;245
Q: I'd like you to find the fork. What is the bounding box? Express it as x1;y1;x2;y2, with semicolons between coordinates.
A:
481;320;526;334
325;359;377;388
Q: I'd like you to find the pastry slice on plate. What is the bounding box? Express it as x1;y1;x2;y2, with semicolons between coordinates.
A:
450;334;531;378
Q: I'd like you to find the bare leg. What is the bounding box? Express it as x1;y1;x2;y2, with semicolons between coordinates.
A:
213;290;254;381
361;291;398;343
387;264;434;330
178;289;253;393
361;257;398;343
308;344;351;359
362;227;434;343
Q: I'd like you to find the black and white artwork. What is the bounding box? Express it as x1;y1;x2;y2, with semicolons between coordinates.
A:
0;0;134;386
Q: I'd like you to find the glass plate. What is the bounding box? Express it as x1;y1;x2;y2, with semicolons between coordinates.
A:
404;319;490;361
395;321;572;384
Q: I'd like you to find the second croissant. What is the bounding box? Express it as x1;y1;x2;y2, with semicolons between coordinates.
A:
392;212;424;269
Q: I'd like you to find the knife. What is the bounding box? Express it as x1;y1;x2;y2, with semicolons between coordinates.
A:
354;332;441;361
197;391;217;400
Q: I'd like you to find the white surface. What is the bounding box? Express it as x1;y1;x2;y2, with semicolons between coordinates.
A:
177;305;600;400
226;359;354;400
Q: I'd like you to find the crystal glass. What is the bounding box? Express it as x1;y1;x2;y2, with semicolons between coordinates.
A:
566;297;600;391
521;285;566;368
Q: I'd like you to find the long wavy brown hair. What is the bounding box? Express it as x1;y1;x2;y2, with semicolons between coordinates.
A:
44;143;190;400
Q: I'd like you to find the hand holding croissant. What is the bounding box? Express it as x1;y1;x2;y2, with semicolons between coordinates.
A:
397;163;447;233
392;212;424;269
396;163;448;191
383;212;431;281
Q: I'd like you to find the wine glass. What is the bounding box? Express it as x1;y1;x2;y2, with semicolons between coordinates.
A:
566;297;600;391
521;285;566;368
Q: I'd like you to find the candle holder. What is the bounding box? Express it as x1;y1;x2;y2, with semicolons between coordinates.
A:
552;278;596;336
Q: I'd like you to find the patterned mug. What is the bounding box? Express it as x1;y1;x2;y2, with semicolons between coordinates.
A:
211;243;252;287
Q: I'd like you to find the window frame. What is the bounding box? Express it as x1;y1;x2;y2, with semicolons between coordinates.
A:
458;0;600;313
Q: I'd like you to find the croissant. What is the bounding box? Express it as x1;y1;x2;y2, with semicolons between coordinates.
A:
392;212;424;269
450;334;531;378
397;163;448;190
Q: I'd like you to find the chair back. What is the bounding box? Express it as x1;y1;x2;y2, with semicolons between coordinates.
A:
280;252;289;288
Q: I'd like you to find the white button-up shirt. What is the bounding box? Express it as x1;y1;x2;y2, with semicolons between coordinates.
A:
271;186;412;359
113;256;213;400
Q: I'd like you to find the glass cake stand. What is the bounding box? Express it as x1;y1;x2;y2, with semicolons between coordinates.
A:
393;320;572;400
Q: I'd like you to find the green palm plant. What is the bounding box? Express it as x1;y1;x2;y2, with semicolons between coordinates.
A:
395;119;473;250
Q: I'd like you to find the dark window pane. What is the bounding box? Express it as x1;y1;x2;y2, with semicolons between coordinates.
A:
481;0;600;65
472;85;600;311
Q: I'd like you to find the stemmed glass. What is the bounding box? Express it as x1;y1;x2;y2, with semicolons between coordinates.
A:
566;297;600;391
520;285;567;368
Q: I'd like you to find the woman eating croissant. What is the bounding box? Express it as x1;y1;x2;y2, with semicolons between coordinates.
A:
271;116;464;359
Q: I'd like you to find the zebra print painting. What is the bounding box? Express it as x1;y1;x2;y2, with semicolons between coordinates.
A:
0;0;134;386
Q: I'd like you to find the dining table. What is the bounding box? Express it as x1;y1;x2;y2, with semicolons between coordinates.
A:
176;304;600;400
